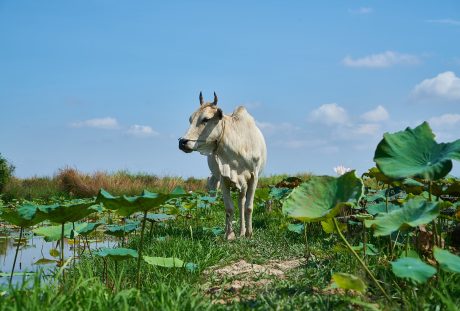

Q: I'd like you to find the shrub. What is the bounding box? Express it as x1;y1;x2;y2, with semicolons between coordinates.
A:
0;153;15;193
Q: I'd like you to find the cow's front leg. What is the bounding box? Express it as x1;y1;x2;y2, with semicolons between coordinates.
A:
245;175;258;238
221;179;235;240
238;186;247;237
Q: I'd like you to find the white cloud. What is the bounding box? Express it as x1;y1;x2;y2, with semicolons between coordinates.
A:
343;51;420;68
70;117;119;129
412;71;460;101
256;121;298;134
352;123;380;135
127;125;159;137
348;7;373;14
426;19;460;26
309;103;349;126
429;113;460;128
361;105;389;122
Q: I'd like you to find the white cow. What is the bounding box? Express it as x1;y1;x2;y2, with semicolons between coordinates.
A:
179;92;267;240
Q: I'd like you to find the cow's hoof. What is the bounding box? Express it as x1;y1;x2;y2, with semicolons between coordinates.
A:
245;231;253;238
239;229;246;237
225;231;236;241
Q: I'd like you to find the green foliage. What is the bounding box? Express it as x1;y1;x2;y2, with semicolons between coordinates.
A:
0;153;14;193
434;247;460;273
365;199;440;236
36;199;102;224
143;256;184;268
95;248;139;260
96;187;186;217
33;223;89;242
282;171;363;222
331;272;366;292
374;122;460;181
287;223;304;234
104;222;139;237
0;204;45;227
391;257;436;283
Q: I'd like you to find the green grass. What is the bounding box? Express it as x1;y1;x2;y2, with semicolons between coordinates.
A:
1;201;459;310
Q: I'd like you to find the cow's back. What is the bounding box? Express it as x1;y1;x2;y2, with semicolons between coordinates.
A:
215;106;267;189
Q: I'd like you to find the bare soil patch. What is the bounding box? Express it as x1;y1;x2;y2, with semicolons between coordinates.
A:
203;258;303;303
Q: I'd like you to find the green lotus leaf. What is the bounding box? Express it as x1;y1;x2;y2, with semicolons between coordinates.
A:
331;272;366;292
145;213;175;223
374;122;460;181
202;226;224;236
33;223;88;242
363;190;386;204
104;222;139;237
362;167;394;184
433;247;460;273
34;258;56;265
365;199;439;237
321;218;346;233
391;257;436;283
77;222;103;236
287;223;304;234
143;256;184;268
0;204;46;227
351;243;379;256
170;186;187;195
37;199;102;224
95;248;138;260
96;188;187;217
366;202;401;216
269;187;291;201
282;171;363;222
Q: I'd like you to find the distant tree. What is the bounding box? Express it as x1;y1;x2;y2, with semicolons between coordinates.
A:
0;153;15;193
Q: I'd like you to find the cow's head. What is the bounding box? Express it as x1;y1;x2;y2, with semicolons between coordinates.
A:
179;92;223;155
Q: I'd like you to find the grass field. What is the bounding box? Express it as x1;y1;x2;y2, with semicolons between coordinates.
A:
1;183;459;311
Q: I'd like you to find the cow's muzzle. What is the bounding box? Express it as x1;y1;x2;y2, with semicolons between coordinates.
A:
178;138;193;153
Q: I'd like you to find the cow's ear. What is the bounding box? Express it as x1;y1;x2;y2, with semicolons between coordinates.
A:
216;108;223;120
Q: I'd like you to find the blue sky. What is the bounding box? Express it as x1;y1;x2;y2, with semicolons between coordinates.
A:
1;1;460;178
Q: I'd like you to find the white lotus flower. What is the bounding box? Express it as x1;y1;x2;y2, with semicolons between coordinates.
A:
334;165;352;176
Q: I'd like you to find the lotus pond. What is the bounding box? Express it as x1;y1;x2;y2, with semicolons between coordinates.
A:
0;122;459;310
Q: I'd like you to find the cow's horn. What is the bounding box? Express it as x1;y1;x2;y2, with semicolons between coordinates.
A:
212;92;218;105
199;92;204;105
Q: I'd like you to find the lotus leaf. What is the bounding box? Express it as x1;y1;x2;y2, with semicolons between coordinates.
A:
433;247;460;273
145;213;175;223
269;187;291;201
33;223;88;242
184;262;198;272
203;226;224;236
365;199;439;236
374;122;460;181
287;223;304;234
321;218;346;233
37;199;102;224
143;256;184;268
351;243;379;256
95;248;138;260
391;257;436;283
366;202;401;216
77;222;103;236
97;188;186;217
0;204;46;227
331;272;366;292
282;171;363;222
104;222;139;237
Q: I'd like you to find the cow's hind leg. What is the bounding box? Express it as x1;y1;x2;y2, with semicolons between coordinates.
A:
221;179;236;240
245;174;258;237
238;186;247;237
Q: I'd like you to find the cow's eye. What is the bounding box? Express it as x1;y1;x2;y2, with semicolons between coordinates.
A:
202;118;210;124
